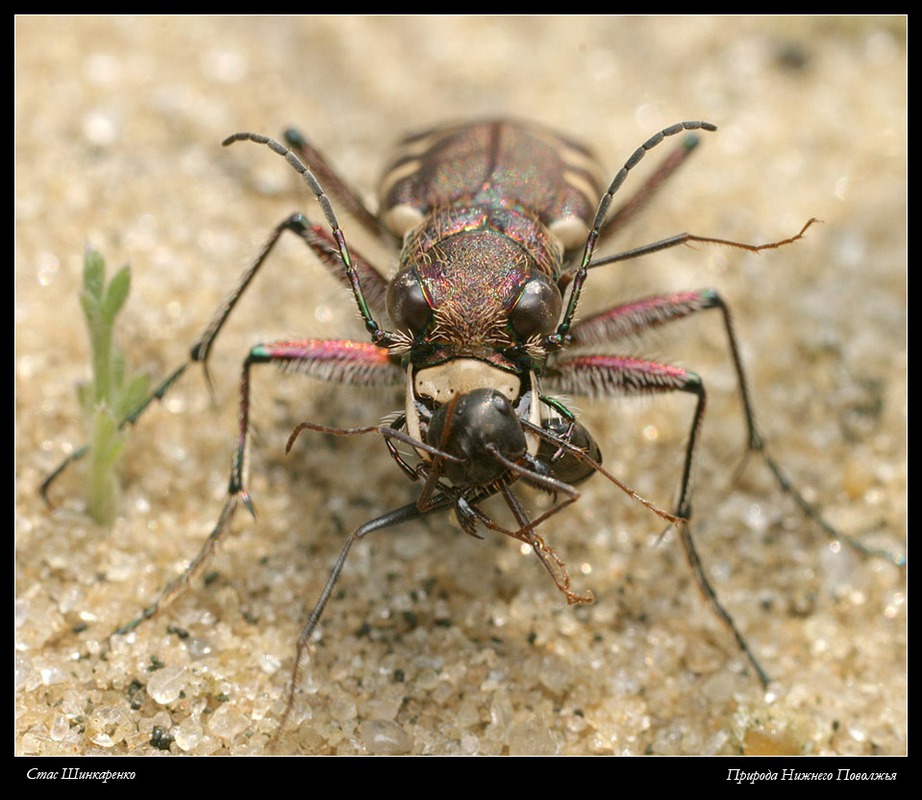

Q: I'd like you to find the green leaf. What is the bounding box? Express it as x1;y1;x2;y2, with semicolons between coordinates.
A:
102;265;131;322
116;373;151;420
71;246;146;525
82;247;106;302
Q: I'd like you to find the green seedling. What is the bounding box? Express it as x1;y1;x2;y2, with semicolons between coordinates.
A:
75;247;149;524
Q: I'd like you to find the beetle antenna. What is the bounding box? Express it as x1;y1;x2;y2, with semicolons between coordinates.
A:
549;121;718;348
223;132;398;348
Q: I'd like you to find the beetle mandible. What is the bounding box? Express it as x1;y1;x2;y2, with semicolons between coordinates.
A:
42;118;900;737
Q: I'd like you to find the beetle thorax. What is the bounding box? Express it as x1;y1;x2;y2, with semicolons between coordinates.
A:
401;206;562;353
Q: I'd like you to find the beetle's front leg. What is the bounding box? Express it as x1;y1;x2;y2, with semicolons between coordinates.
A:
544;354;773;683
564;289;904;566
547;354;705;520
112;338;402;638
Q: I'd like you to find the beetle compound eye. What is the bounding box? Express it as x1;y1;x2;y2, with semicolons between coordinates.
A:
509;274;563;339
387;267;431;334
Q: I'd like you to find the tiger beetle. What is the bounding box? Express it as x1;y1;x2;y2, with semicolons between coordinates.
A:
42;118;904;737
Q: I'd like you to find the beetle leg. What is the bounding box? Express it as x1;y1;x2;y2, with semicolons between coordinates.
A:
39;214;393;504
109;339;402;640
191;213;391;373
563;291;903;566
289;220;390;317
111;491;242;638
549;121;718;346
224;132;402;349
241;337;402;506
544;354;774;681
39;361;189;506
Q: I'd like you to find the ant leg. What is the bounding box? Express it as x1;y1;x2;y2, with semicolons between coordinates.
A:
286;416;437;483
495;479;594;606
465;440;680;606
557;219;820;290
587;218;821;272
